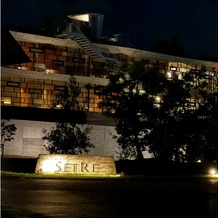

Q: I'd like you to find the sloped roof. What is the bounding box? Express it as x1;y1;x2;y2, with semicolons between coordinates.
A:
1;28;31;66
9;31;218;68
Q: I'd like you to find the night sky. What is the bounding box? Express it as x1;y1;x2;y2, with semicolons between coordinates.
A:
1;0;217;61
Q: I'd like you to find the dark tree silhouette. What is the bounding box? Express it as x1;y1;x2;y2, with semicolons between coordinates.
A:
1;119;17;157
42;76;94;154
96;62;217;162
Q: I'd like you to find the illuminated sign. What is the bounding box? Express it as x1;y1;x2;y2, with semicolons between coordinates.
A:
35;154;117;175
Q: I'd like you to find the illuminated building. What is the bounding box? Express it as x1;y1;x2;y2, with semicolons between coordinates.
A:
1;13;217;159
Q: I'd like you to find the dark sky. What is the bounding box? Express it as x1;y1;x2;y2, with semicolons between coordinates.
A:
1;0;217;61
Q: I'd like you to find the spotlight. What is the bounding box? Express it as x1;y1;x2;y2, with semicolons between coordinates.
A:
209;168;217;175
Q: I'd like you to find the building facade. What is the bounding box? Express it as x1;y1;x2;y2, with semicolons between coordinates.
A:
1;18;218;159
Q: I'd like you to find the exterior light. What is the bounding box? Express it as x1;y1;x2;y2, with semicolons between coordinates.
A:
56;104;62;108
209;168;217;175
166;72;172;79
154;96;162;108
4;101;11;105
17;66;22;70
139;90;145;94
170;66;177;71
155;96;161;103
178;74;182;80
40;159;66;173
68;14;89;22
2;97;11;105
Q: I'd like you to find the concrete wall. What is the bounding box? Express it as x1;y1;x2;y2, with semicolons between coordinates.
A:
3;119;152;160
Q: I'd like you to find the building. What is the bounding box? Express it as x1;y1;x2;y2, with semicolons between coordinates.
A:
1;13;217;159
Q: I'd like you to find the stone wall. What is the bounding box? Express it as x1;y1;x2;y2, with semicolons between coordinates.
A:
3;119;152;160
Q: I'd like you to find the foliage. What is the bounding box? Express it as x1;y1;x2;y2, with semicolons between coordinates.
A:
42;122;94;154
96;61;158;159
1;119;17;145
51;76;81;110
187;91;218;162
96;62;217;162
42;75;94;154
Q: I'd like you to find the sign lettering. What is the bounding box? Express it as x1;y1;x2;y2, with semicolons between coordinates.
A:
35;154;117;175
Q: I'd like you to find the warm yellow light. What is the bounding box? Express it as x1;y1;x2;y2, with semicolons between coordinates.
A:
40;159;66;173
167;72;172;79
178;74;182;80
56;104;62;108
3;101;11;104
35;154;117;175
209;168;217;175
68;14;89;22
155;96;161;102
2;97;11;105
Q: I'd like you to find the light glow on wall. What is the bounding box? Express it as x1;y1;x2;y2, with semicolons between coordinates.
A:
1;97;11;105
40;159;67;173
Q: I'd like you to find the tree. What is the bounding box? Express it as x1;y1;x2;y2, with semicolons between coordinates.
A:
173;67;218;163
185;90;218;162
42;122;93;154
96;61;159;160
42;75;94;154
96;62;217;162
1;119;17;157
51;76;82;110
201;92;218;162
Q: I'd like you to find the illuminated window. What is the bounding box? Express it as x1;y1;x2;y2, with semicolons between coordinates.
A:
1;97;11;105
166;72;172;79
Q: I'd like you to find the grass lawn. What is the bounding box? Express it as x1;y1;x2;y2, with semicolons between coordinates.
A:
1;156;217;179
1;170;218;180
